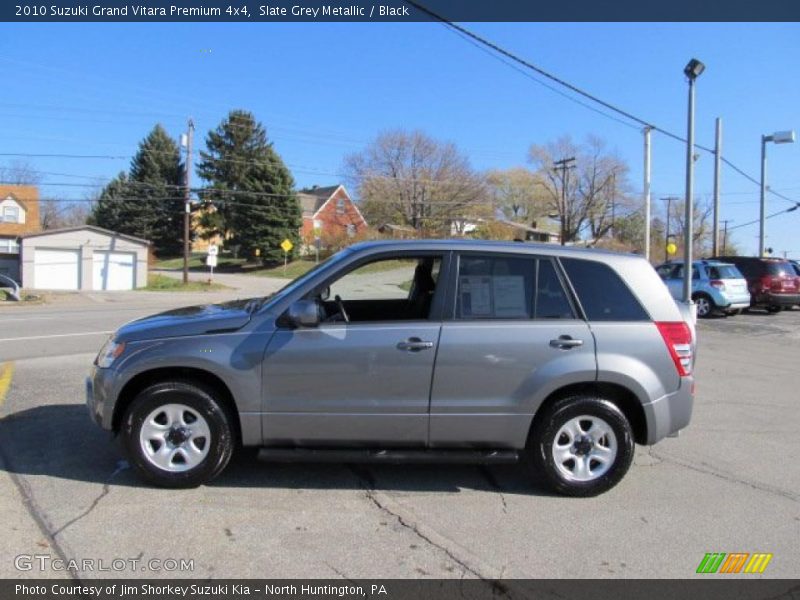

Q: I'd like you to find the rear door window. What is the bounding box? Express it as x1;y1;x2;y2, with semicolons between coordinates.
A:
560;258;649;322
456;255;574;320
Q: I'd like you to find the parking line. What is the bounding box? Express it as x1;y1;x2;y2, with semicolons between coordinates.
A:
0;362;14;406
0;331;113;343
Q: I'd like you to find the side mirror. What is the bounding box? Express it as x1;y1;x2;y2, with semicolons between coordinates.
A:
285;299;320;328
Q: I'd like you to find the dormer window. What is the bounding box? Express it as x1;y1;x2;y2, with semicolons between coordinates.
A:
2;205;19;223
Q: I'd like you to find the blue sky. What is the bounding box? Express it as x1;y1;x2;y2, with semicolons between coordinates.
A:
1;22;798;256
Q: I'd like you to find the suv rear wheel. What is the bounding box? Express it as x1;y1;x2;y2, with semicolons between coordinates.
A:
692;293;714;318
525;395;635;497
121;381;235;488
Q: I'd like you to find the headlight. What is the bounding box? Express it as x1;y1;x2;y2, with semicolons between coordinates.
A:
94;338;126;368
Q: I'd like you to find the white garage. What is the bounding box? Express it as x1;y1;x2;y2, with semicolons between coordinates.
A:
21;226;150;291
34;249;81;290
93;251;136;291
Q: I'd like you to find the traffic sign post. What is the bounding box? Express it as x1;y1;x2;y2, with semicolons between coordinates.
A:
280;239;294;275
206;245;219;282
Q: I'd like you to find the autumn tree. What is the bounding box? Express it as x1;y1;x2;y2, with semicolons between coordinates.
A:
344;130;487;235
485;167;549;223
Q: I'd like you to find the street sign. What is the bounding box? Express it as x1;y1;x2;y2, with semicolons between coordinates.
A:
206;255;218;268
207;244;219;256
280;239;293;253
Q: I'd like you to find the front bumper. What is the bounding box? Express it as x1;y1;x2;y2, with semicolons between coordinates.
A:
86;366;115;431
642;377;694;445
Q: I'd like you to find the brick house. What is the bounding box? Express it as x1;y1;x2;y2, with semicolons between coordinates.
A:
0;185;41;283
298;185;368;244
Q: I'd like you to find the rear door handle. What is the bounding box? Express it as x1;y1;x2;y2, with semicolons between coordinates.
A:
397;337;434;352
549;336;584;349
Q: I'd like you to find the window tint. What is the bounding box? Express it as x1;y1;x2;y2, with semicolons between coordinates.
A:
560;258;649;322
456;255;573;320
708;265;741;279
535;259;574;319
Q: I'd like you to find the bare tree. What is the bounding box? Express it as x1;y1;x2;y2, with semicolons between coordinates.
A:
0;160;42;185
344;130;487;234
485;167;549;222
40;198;94;230
528;136;632;244
667;197;714;255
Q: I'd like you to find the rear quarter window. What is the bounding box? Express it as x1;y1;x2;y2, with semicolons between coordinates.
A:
560;258;650;322
708;265;742;279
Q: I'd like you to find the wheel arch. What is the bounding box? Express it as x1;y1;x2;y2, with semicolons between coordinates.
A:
530;381;647;445
113;367;242;444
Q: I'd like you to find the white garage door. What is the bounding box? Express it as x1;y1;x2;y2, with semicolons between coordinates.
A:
34;249;80;290
93;251;135;291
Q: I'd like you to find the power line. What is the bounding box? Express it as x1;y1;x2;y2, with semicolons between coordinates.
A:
406;0;799;210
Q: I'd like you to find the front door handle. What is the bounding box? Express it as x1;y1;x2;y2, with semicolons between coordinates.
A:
549;335;584;349
397;337;434;352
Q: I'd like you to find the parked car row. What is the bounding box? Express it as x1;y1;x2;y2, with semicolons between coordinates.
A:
656;256;800;317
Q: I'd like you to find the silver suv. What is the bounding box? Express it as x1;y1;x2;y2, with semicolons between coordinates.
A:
87;241;696;496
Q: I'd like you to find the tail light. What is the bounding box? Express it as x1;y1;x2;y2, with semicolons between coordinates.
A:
655;321;693;377
759;275;773;293
709;279;725;290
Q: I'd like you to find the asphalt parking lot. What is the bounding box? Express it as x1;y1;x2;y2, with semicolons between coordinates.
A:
0;291;798;580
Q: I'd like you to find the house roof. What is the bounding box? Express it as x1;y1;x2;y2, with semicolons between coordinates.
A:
297;185;343;216
0;184;39;203
22;225;151;245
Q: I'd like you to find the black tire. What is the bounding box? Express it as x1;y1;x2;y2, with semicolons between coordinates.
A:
767;305;781;313
122;381;235;488
692;293;715;318
524;395;635;497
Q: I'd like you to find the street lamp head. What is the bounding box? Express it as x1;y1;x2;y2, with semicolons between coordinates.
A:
684;58;705;80
771;130;796;145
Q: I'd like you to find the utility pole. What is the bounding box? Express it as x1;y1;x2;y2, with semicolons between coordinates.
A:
553;157;576;246
643;127;652;260
182;118;194;285
712;118;722;256
609;170;616;239
720;219;733;254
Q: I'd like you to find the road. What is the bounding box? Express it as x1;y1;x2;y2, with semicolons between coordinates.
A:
0;290;798;579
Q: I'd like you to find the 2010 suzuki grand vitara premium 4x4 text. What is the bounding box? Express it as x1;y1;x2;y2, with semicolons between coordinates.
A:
87;240;696;496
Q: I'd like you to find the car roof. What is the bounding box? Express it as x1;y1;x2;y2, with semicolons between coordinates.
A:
347;239;640;261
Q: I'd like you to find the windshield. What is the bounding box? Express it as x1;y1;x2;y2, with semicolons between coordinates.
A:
258;248;353;310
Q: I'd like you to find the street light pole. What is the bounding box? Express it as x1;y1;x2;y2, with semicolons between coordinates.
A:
182;118;194;285
682;58;705;305
759;130;795;257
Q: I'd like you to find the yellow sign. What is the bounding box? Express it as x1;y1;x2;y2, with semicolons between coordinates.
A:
666;242;677;255
280;239;293;253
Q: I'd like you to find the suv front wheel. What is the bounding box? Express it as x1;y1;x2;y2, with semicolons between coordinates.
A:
525;395;635;497
121;381;235;488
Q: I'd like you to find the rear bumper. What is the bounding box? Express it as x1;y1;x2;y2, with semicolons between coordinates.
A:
642;378;694;445
752;292;800;307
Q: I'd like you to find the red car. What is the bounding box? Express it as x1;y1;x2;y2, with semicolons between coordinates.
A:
713;256;800;312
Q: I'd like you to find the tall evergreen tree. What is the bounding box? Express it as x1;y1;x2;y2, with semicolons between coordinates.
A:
89;125;184;255
197;110;301;263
